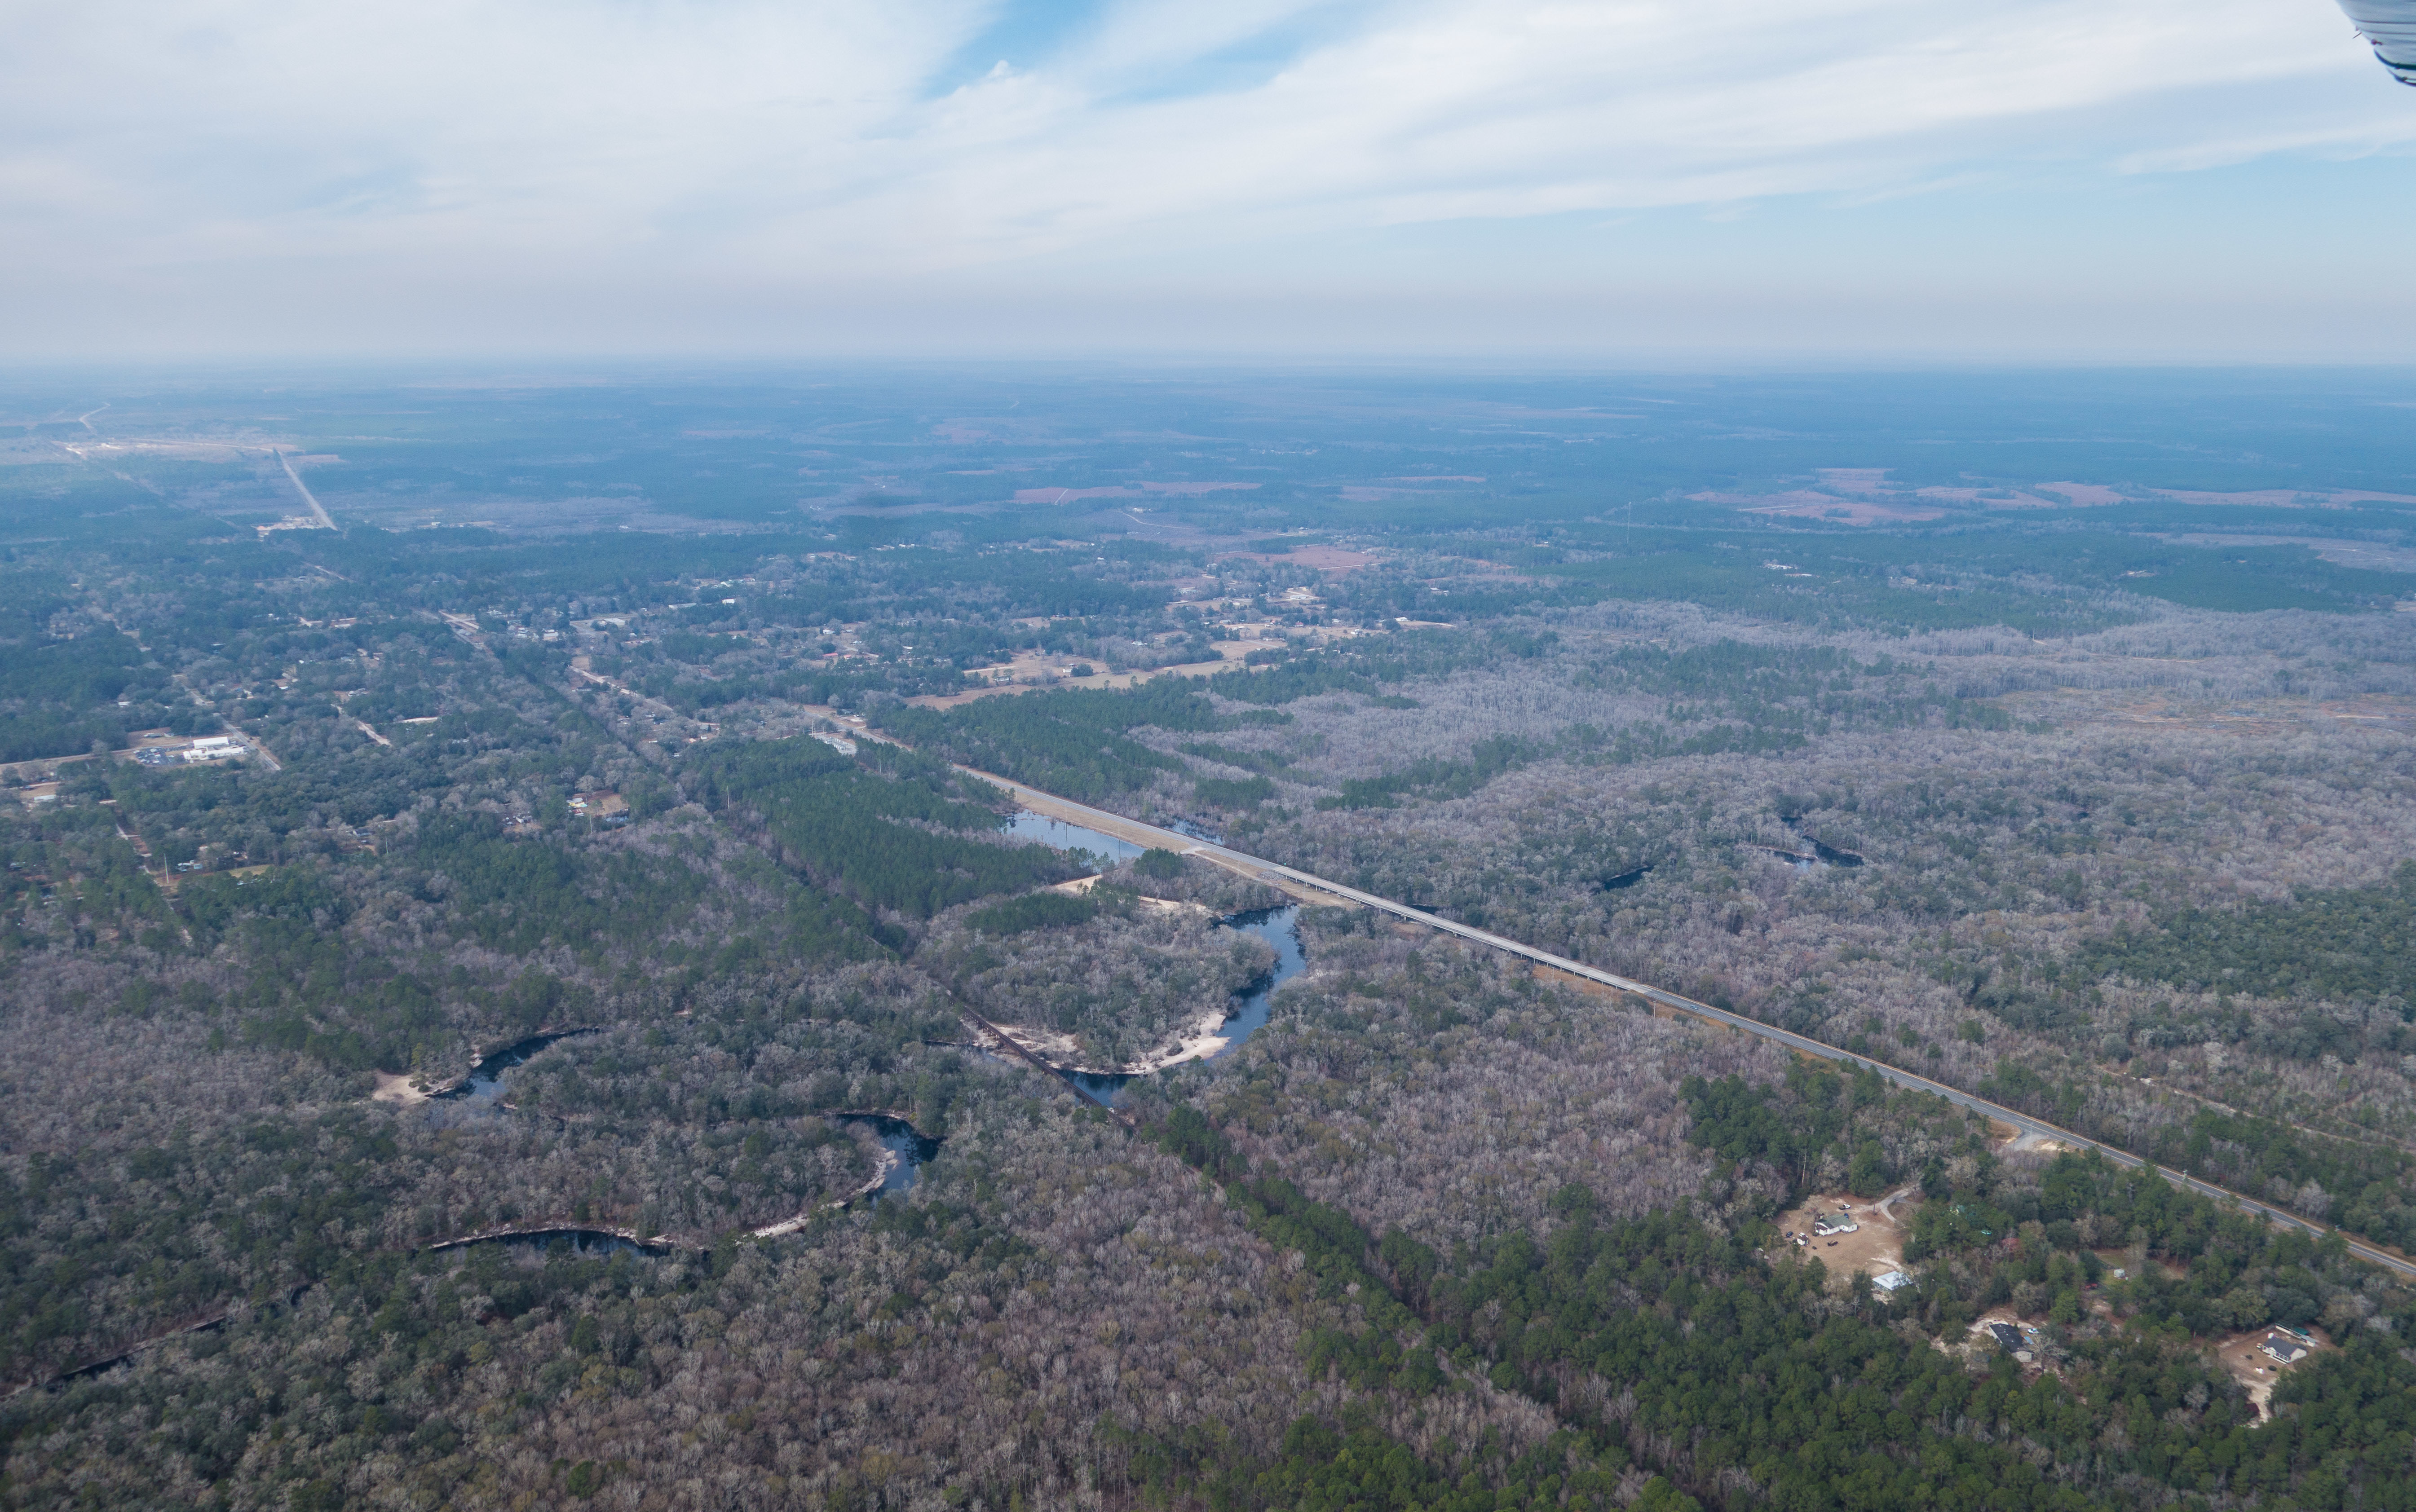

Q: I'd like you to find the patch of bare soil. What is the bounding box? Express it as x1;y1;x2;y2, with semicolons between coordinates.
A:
2005;1128;2077;1155
907;622;1381;709
1963;1314;2045;1365
1691;489;1946;525
2212;1327;2328;1419
371;1071;432;1106
991;1022;1087;1065
989;1009;1234;1076
1290;545;1377;572
907;649;1205;706
1776;1189;1915;1287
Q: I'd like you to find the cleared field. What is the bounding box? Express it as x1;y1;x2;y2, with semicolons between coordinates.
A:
1777;1190;1912;1286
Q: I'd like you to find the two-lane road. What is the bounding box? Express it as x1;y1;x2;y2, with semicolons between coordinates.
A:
964;763;2416;1282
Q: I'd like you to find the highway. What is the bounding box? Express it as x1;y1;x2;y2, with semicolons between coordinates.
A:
961;763;2416;1282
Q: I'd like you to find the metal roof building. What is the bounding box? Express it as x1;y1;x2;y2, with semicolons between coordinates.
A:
2338;0;2416;84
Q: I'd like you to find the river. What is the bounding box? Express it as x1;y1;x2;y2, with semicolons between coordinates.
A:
429;810;1275;1224
1003;810;1146;862
837;1113;942;1199
1779;816;1865;868
432;1043;943;1236
435;1029;595;1109
1004;811;1308;1107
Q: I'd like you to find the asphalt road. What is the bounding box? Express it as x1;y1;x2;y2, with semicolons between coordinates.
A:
965;765;2416;1283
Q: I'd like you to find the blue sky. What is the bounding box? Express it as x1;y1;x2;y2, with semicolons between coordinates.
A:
5;0;2413;361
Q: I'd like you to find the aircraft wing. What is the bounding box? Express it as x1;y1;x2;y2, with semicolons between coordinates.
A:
2338;0;2416;84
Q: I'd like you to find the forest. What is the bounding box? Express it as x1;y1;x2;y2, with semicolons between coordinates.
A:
5;369;2416;1509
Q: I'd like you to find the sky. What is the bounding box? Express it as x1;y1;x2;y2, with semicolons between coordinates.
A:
6;0;2414;363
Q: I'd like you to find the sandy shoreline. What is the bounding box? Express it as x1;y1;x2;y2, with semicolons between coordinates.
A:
370;1071;433;1106
986;998;1237;1078
751;1146;898;1237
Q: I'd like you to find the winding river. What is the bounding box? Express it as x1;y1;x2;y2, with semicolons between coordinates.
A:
428;1051;944;1251
435;1029;595;1108
1003;811;1309;1107
837;1113;942;1199
1066;902;1307;1102
424;809;1290;1236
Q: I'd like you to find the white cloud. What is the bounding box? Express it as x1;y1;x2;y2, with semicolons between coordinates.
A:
2;0;2408;355
2115;115;2416;174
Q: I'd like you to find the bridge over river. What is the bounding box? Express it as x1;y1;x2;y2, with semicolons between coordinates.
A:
963;762;2416;1283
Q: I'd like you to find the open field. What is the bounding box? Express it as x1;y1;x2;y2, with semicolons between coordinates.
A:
1778;1191;1912;1285
2210;1327;2329;1419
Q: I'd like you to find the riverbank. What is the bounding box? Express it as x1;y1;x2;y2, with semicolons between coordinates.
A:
963;898;1305;1083
426;1223;689;1256
370;1071;432;1106
984;1001;1237;1076
750;1146;899;1238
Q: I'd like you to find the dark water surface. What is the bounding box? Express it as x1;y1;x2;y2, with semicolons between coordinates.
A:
1004;810;1311;1107
433;1036;941;1213
461;812;1290;1209
462;1230;663;1258
1780;816;1865;867
837;1113;943;1200
434;1029;596;1108
1067;905;1304;1106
